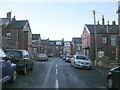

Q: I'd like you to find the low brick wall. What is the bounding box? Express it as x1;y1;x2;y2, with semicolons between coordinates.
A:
97;61;118;69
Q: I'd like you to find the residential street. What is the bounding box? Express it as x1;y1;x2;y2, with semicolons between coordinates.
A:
3;57;108;89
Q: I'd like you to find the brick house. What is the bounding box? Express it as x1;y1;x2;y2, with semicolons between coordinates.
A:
49;40;63;57
82;16;119;60
72;37;82;55
32;34;41;57
40;39;49;54
40;39;63;57
0;12;11;49
5;18;32;55
63;41;72;55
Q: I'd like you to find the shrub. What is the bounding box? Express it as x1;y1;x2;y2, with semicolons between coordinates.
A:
99;56;114;65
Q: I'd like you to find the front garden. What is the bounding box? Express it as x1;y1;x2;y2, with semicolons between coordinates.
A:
97;56;120;68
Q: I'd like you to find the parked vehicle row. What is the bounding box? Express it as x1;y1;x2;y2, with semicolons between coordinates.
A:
0;48;35;87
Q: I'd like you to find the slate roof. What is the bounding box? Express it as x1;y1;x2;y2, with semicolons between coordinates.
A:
72;37;81;44
41;39;49;46
6;20;28;29
85;24;118;34
0;18;9;25
32;34;40;40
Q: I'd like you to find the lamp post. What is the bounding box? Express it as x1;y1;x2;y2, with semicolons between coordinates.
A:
93;10;98;65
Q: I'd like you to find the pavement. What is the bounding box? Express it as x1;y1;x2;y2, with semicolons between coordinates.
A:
92;65;111;75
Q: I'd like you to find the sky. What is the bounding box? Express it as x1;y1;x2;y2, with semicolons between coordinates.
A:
0;0;120;41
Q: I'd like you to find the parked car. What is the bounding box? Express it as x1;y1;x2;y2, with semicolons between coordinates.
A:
38;53;48;61
107;66;120;89
5;49;34;75
0;48;17;85
71;54;92;69
64;55;73;62
48;53;53;57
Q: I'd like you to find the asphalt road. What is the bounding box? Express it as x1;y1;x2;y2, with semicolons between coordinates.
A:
2;57;107;89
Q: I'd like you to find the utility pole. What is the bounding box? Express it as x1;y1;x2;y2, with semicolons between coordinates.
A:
93;10;98;65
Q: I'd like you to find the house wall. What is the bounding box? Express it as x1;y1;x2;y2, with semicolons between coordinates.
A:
6;29;18;49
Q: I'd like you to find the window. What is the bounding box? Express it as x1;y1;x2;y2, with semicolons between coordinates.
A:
7;31;11;39
111;35;116;46
102;36;107;44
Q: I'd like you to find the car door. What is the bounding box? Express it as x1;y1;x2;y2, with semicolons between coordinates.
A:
112;66;120;88
0;48;11;83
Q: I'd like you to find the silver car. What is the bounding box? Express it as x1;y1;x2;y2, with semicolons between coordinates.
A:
71;55;92;69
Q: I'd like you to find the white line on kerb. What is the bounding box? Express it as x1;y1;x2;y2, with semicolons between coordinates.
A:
56;79;59;88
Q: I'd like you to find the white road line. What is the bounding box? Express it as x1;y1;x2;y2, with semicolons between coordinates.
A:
56;64;58;68
56;79;59;88
56;68;58;75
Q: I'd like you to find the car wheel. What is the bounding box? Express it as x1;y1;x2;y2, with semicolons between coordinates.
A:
23;66;27;75
10;70;17;83
107;77;113;88
30;66;33;70
70;62;73;66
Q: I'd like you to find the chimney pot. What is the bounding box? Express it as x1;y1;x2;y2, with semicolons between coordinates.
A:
7;12;11;22
112;21;116;25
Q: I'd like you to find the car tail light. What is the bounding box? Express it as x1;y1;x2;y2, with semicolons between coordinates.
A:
19;59;25;63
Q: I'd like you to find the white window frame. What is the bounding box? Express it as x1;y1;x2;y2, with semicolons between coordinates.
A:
102;36;107;44
111;35;116;46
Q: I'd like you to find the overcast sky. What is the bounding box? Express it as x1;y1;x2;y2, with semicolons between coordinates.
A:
1;0;119;41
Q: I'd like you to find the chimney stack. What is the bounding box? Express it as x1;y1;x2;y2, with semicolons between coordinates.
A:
112;21;116;25
7;12;11;22
106;21;109;33
97;21;100;25
102;15;105;28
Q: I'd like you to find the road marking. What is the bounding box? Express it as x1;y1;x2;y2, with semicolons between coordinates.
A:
56;64;58;68
56;68;58;75
56;79;59;88
41;60;54;87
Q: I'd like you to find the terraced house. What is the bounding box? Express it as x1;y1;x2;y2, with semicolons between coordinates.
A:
82;16;119;60
1;12;33;55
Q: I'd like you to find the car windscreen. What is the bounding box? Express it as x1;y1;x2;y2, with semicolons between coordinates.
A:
5;51;22;58
76;56;89;60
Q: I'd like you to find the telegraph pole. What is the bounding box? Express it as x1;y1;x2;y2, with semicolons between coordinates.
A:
93;10;98;65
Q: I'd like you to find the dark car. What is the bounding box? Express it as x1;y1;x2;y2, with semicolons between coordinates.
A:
107;66;120;89
5;49;34;75
0;48;17;86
